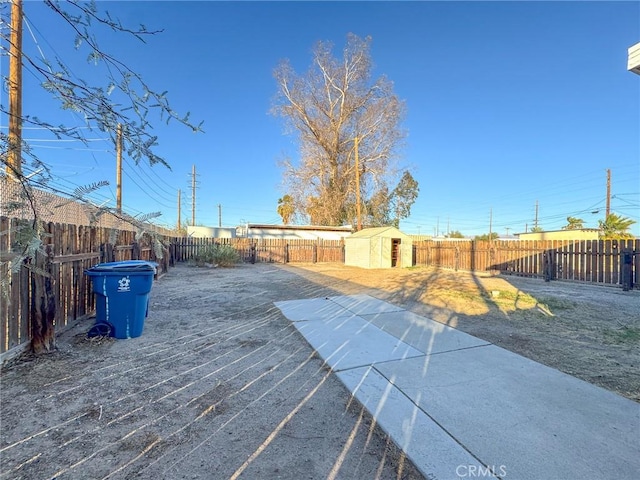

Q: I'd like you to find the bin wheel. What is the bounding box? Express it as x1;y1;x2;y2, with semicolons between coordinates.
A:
87;323;113;338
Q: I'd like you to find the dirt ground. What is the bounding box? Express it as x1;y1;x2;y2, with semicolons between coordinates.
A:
1;262;638;480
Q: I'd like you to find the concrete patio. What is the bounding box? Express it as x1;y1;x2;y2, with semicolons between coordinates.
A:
275;294;640;480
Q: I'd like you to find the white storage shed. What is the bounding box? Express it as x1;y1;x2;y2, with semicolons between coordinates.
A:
344;226;413;269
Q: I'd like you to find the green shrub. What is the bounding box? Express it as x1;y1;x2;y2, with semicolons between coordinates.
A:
193;244;240;267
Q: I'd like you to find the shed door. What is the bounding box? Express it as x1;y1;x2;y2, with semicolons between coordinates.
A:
391;238;401;267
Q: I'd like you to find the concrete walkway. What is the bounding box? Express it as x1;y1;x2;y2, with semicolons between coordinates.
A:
275;294;640;480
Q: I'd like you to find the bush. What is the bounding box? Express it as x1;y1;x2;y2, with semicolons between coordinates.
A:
193;244;240;267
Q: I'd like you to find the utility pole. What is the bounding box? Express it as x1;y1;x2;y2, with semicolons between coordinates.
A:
7;0;23;179
218;204;222;227
355;136;362;231
116;123;123;212
534;200;539;229
177;189;181;231
606;169;611;218
489;208;493;241
191;165;196;226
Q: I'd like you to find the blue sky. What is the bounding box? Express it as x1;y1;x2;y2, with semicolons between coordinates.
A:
3;1;640;236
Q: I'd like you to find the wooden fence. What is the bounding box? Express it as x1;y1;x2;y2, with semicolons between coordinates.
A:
171;237;345;264
413;239;639;289
1;217;172;356
0;220;344;356
2;216;637;357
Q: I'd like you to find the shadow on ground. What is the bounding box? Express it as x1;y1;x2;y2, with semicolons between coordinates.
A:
0;263;426;480
283;263;640;403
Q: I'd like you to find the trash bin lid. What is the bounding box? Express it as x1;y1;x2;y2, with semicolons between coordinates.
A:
87;260;158;273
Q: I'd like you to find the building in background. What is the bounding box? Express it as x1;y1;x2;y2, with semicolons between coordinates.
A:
187;226;236;238
628;42;640;74
243;224;353;241
516;229;600;241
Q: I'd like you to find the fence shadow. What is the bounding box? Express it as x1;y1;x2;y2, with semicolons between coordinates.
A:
281;263;640;403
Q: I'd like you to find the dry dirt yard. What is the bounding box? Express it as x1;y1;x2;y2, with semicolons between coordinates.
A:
0;262;638;480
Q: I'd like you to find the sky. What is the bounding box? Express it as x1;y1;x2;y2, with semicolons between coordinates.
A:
2;0;639;237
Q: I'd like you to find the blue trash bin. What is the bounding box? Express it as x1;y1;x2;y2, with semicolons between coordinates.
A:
85;260;158;339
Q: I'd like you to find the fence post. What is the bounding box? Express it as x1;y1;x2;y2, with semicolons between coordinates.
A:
543;249;555;282
312;243;318;264
250;242;256;264
621;247;633;291
454;246;460;271
100;243;114;263
131;241;140;260
285;243;289;263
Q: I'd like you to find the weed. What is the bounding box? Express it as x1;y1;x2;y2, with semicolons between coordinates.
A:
192;244;240;267
535;296;577;310
603;326;640;344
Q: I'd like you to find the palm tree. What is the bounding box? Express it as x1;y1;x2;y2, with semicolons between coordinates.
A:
277;195;295;225
563;216;584;230
598;213;636;239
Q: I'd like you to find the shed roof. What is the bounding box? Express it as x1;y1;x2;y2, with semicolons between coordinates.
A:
347;226;411;240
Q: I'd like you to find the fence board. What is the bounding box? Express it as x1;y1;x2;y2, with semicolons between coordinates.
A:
630;240;636;286
604;241;612;284
2;217;639;356
0;217;170;356
612;241;620;285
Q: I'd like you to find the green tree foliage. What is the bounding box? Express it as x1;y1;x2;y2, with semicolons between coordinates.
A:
474;232;499;241
530;226;544;233
277;195;296;225
362;171;419;228
563;216;585;230
363;186;392;227
599;213;636;239
272;33;409;226
390;171;419;226
445;230;465;238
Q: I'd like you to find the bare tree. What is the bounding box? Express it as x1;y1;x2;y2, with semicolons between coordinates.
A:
272;34;407;226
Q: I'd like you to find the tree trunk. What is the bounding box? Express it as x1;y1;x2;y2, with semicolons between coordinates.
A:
30;244;56;354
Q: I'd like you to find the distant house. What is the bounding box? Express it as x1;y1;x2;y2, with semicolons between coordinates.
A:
409;235;432;242
187;226;236;238
516;229;600;241
628;41;640;75
244;224;353;241
345;226;413;269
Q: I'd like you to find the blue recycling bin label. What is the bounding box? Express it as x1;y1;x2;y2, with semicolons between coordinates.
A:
117;276;131;292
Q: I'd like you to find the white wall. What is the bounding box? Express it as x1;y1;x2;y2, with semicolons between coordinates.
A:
187;226;236;238
247;226;351;241
345;238;371;268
